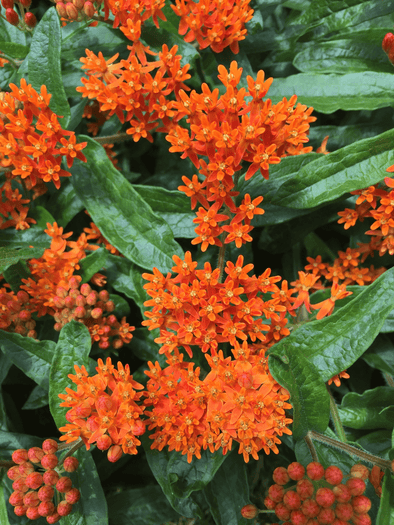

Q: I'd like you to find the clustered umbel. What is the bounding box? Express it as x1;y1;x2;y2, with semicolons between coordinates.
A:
7;440;80;523
241;461;373;524
1;0;37;28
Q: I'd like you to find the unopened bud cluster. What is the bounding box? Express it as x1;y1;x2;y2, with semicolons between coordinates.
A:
242;461;372;524
52;0;102;22
382;33;394;65
7;440;80;523
1;0;37;28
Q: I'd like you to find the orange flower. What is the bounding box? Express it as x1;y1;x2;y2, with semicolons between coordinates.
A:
311;282;352;320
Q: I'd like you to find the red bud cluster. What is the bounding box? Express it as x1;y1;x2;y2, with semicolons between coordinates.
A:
258;462;372;524
382;32;394;65
7;440;80;523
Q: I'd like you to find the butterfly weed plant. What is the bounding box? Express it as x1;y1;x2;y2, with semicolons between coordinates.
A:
0;0;394;523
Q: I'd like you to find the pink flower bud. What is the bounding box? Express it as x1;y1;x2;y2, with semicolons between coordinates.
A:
47;512;61;523
74;305;86;318
72;0;84;8
13;505;27;516
352;495;371;514
306;461;325;480
43;469;59;486
18;461;35;476
272;466;290;485
86;291;98;305
26;506;40;519
57;501;73;516
12;478;28;492
69;275;81;289
28;447;44;463
9;491;24;506
241;504;259;519
41;454;58;469
96;434;112;450
81;283;92;296
91;307;103;319
65;487;81;504
287;462;305;481
107;444;122;462
38;500;55;517
56;476;73;493
38;485;54;501
7;466;21;480
63;456;79;472
25;471;43;489
12;449;28;464
42;439;58;455
23;490;40;507
325;465;343;485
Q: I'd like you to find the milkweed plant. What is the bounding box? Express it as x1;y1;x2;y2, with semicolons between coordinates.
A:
0;0;394;523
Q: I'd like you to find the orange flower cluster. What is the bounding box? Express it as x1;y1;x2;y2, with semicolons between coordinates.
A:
171;61;316;251
171;0;254;54
59;358;145;462
0;173;36;230
142;252;299;358
0;80;87;190
144;341;292;463
76;45;190;143
0;222;134;349
338;173;394;259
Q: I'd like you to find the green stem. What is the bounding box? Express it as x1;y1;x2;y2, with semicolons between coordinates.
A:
94;132;131;144
326;384;347;442
303;433;319;462
383;372;394;388
308;430;392;470
217;238;226;284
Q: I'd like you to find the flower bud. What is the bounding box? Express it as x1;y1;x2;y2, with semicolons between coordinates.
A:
14;505;27;516
56;476;73;493
352;495;371;514
306;461;325;480
41;454;58;469
63;456;79;472
105;300;115;311
96;434;112;450
86;291;98;305
283;490;301;510
346;477;366;496
350;464;369;480
18;461;35;476
83;0;95;17
26;506;40;519
18;309;31;321
69;275;81;289
5;7;19;25
81;283;92;296
98;290;109;302
28;447;44;463
333;484;352;503
325;465;343;485
25;471;43;489
74;305;86;318
1;0;13;8
272;466;290;485
287;462;305;481
382;33;394;54
23;490;40;507
57;501;73;516
19;0;31;6
91;307;103;318
7;466;21;481
274;502;291;520
268;484;284;503
47;512;61;523
12;478;28;492
12;449;28;464
38;500;55;517
72;0;84;9
241;504;259;519
43;469;59;486
38;485;54;501
65;487;81;504
316;487;335;508
9;491;24;506
107;444;122;462
42;439;58;455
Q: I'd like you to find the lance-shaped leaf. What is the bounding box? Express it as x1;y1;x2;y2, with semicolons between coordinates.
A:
270;267;394;382
78;247;108;284
28;7;70;125
0;247;44;274
49;321;92;429
203;450;250;525
105;255;146;315
266;72;394;114
272;128;394;208
141;433;227;518
0;331;55;390
377;468;394;525
337;386;394;430
70;136;183;273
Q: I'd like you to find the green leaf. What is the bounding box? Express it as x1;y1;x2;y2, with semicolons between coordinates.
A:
0;430;43;456
0;226;51;250
266;72;394;113
134;185;195;238
342;386;394;408
377;468;394;525
203;450;250;525
130;328;163;365
362;335;394;376
70;136;183;272
105;255;146;315
2;260;30;293
0;18;26;46
49;321;91;429
268;350;330;440
61;448;109;525
0;246;44;274
107;486;179;525
0;485;11;525
337;406;394;429
141;433;227;518
46;182;84;227
272;128;394;208
0;331;55;390
22;385;49;410
0;42;29;60
293;40;392;74
78;248;108;284
28;7;70;125
271;267;394;382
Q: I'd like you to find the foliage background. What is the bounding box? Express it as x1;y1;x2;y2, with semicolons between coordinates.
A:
1;0;394;524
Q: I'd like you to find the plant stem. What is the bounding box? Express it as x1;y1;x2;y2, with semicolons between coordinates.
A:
326;384;347;442
303;433;319;462
94;132;131;144
383;372;394;388
307;430;392;470
217;239;226;284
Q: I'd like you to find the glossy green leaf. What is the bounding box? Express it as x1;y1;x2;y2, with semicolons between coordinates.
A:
78;248;108;284
2;260;30;293
337;406;394;429
134;185;195;239
46;182;84;227
0;18;26;46
342;386;394;408
130;328;163;365
272;128;394;208
271;267;394;381
293;40;392;74
0;331;55;390
28;7;70;125
377;468;394;525
356;429;393;458
61;448;109;525
0;246;44;274
0;42;28;60
70;136;183;272
0;226;51;250
141;433;227;518
105;255;147;315
22;384;48;410
380;309;394;333
0;485;10;525
107;486;179;525
266;72;394;114
49;321;91;429
203;450;250;525
268;351;330;440
362;335;394;375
